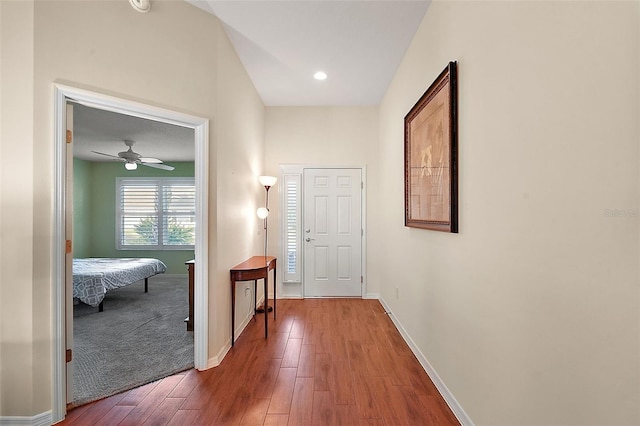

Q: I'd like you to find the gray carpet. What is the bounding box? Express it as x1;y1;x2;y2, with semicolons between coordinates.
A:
73;275;194;406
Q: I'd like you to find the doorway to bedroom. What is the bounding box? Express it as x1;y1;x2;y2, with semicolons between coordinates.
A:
69;102;196;406
52;84;210;416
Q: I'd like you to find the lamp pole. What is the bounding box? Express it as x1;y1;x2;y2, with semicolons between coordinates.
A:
257;176;277;313
263;184;271;260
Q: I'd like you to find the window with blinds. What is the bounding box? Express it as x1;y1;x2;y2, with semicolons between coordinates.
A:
116;177;195;250
282;174;301;282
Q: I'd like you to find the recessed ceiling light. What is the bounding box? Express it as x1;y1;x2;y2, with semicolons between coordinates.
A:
314;71;327;81
129;0;151;13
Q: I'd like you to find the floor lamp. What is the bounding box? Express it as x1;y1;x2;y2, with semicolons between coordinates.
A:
256;175;277;313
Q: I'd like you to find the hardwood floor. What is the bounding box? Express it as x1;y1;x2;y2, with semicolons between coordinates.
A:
60;299;459;425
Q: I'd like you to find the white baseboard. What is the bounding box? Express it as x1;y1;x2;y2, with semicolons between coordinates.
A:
207;342;228;369
378;297;474;426
0;411;51;426
273;294;374;300
276;293;379;299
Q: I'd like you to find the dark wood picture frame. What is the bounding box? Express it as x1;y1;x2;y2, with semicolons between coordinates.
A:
404;61;458;232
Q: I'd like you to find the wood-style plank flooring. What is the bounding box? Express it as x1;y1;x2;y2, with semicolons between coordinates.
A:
61;299;459;425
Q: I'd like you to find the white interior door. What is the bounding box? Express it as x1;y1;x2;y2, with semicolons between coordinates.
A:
303;168;362;297
65;103;74;403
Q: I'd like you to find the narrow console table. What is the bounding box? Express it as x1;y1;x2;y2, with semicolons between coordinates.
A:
230;256;276;346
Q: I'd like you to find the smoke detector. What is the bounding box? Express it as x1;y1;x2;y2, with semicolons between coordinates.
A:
129;0;151;13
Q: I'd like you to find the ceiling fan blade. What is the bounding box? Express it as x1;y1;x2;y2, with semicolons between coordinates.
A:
91;151;124;160
139;157;163;164
141;162;175;171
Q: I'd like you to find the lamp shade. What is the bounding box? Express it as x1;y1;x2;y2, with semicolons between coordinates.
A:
257;207;269;219
125;162;138;170
258;175;277;187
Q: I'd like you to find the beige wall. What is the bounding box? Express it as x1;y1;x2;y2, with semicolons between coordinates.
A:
0;0;36;416
213;21;266;352
375;1;639;424
264;106;378;297
0;0;264;417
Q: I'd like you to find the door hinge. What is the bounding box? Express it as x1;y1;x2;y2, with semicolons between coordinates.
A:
66;349;72;363
65;240;72;254
361;229;363;236
66;130;72;144
361;181;363;189
360;276;363;284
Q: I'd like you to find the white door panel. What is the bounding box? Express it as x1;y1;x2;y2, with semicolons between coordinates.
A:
304;168;362;297
314;245;329;280
336;246;352;279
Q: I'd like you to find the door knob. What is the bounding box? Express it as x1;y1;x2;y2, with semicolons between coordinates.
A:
305;237;315;242
305;228;311;233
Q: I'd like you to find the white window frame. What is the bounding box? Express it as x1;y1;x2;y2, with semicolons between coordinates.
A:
281;173;302;283
116;177;195;250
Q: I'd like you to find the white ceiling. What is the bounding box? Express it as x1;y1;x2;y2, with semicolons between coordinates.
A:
74;0;430;162
186;0;431;106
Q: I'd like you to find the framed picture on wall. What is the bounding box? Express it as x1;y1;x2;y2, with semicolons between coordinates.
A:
404;61;458;232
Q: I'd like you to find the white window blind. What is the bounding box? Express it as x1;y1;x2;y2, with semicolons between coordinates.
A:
282;174;301;282
116;177;195;250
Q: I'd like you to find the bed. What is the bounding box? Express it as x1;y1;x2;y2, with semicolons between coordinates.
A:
73;258;167;311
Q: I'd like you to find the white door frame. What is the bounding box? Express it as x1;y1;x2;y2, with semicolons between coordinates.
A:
279;165;367;299
52;84;209;422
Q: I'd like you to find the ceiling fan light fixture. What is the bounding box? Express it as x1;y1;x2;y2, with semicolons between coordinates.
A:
92;140;174;171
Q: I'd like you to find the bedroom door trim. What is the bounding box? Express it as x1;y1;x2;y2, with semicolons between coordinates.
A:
52;83;210;422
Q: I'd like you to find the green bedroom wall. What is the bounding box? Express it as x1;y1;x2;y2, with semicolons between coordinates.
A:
83;161;195;274
73;158;92;258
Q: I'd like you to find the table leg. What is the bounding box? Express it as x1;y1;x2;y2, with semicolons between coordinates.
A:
273;264;276;320
254;280;257;318
231;278;235;347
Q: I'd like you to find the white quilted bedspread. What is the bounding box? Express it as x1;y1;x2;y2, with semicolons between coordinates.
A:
73;258;167;307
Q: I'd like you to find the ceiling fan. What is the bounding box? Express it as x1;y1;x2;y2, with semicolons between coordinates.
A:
91;140;175;171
